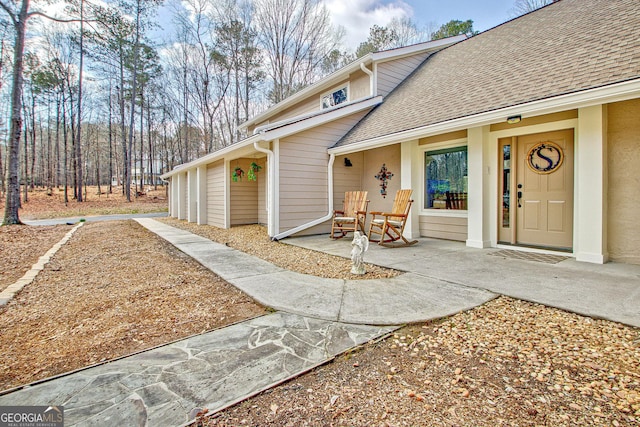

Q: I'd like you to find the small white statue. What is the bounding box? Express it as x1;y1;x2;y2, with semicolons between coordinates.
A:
350;231;369;275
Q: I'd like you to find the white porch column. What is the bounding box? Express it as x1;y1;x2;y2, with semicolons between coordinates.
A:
177;172;187;220
187;169;197;222
401;140;420;238
575;105;608;263
224;160;231;229
272;140;280;235
466;126;492;248
169;178;176;217
196;166;207;225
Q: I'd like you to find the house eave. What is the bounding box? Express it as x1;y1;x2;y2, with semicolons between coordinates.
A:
329;78;640;155
254;96;382;136
160;134;262;179
238;60;375;131
162;96;383;180
369;34;466;63
238;35;466;131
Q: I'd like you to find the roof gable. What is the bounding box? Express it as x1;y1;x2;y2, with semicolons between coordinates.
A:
239;36;466;132
336;0;640;147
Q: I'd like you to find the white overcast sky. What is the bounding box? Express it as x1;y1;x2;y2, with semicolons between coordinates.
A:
323;0;516;49
152;0;516;50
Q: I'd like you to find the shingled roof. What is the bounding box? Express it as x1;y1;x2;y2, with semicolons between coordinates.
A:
335;0;640;147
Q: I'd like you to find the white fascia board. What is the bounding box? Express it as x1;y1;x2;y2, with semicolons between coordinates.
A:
260;96;382;141
254;95;380;134
329;79;640;155
161;134;262;179
370;34;466;63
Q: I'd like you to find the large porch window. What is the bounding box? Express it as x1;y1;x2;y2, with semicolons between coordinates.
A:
425;146;468;210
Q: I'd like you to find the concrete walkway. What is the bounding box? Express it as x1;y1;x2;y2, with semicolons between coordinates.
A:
136;218;640;328
286;233;640;328
0;313;393;427
1;218;638;426
135;218;497;325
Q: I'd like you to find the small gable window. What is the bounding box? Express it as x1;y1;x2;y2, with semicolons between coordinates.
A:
321;86;348;109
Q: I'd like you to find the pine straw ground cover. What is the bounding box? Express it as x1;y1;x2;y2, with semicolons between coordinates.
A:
159;218;399;280
0;220;266;391
201;297;639;427
0;186;167;220
1;217;639;426
0;224;73;292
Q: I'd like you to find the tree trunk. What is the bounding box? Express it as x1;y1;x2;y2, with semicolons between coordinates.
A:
2;0;28;225
126;0;141;201
0;136;4;197
95;128;101;195
29;91;35;190
0;37;5;197
55;95;61;188
69;90;77;199
147;93;154;190
182;59;188;164
75;0;84;202
22;107;28;204
108;81;113;195
119;45;128;199
62;92;69;205
38;117;44;188
139;85;144;191
47;100;52;193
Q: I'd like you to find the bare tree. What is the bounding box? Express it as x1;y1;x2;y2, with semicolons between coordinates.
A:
73;0;85;201
0;0;30;224
214;0;264;145
0;24;9;197
511;0;556;17
0;0;82;224
255;0;340;104
388;17;432;46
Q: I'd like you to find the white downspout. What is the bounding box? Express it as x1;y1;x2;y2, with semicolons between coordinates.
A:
253;140;275;237
360;62;374;97
272;153;335;241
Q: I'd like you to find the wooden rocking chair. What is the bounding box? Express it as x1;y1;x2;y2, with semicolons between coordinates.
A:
331;191;369;239
368;189;418;247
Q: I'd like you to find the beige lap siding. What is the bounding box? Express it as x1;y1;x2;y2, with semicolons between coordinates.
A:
419;215;468;242
230;158;259;226
360;145;401;217
607;98;640;265
278;112;369;235
376;53;431;97
206;160;225;228
180;172;188;219
334;152;365;211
